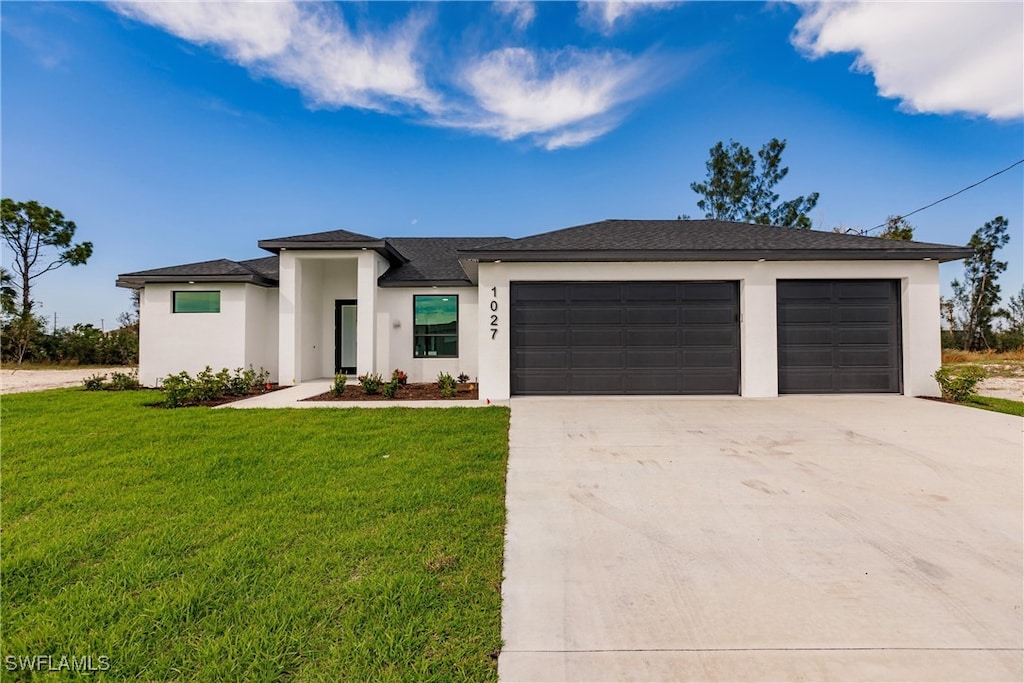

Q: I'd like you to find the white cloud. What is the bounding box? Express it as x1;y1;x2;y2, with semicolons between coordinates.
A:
112;1;439;113
493;1;536;31
792;1;1023;120
112;1;658;149
455;47;650;149
578;1;675;34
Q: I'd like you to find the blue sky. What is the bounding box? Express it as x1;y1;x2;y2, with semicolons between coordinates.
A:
2;1;1022;330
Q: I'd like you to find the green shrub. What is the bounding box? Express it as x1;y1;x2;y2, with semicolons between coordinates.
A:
437;372;457;398
358;373;383;395
391;369;408;385
381;379;400;399
457;372;470;384
160;366;270;408
934;365;987;402
82;373;108;391
108;370;140;391
331;373;347;396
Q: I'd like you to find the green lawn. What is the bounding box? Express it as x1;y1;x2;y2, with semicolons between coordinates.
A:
962;394;1024;417
1;390;510;681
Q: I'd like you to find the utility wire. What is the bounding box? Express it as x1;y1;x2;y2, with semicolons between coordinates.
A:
861;158;1024;235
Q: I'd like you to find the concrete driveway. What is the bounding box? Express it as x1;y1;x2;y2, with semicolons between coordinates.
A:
500;396;1022;682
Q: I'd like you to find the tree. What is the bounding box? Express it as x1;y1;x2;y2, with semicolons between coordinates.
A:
0;267;16;318
689;138;820;229
878;215;915;241
950;216;1010;351
1;199;93;362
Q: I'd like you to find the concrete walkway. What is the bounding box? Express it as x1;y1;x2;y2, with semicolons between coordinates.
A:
500;395;1023;682
219;379;504;408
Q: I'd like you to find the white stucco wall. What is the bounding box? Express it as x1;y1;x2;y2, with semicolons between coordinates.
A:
138;282;277;386
476;260;943;401
375;286;480;384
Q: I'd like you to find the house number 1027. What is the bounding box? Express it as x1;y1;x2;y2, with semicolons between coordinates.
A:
489;287;499;340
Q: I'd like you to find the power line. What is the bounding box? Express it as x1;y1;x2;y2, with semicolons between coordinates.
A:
861;159;1024;235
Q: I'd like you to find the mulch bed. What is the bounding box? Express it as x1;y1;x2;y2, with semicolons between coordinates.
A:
303;383;479;402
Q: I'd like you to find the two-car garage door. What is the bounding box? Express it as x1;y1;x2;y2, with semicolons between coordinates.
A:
510;281;740;395
509;279;902;396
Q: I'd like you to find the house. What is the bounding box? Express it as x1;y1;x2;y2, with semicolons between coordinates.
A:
116;219;972;399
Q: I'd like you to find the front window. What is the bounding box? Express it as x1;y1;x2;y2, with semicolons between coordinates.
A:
173;291;220;313
414;295;458;358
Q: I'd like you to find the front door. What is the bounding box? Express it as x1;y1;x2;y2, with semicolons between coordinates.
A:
334;300;357;374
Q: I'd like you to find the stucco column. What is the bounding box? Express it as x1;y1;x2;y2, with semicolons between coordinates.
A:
902;264;942;397
278;251;301;385
476;263;511;401
355;251;381;376
740;264;778;397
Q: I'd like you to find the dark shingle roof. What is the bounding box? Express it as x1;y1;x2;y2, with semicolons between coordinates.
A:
116;257;278;288
259;227;378;245
257;227;407;264
461;219;973;262
379;237;507;286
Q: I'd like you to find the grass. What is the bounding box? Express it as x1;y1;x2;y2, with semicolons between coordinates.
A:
961;394;1024;417
1;389;510;681
941;349;1024;378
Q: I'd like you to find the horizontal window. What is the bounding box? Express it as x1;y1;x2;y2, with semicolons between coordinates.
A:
173;291;220;313
414;295;458;358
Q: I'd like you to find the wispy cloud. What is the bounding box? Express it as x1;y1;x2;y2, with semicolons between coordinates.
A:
112;1;439;113
453;47;652;149
493;1;536;32
791;1;1023;120
112;1;659;149
577;1;675;35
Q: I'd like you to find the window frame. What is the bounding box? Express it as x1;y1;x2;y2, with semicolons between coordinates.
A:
412;294;459;358
172;290;221;314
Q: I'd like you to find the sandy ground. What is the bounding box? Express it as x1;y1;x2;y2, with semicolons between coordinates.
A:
0;367;1020;400
0;367;136;394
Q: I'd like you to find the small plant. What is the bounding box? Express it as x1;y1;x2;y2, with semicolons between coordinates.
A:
331;373;347;396
391;369;408;385
108;370;140;391
457;372;470;384
437;372;457;398
82;373;108;391
381;379;401;399
160;366;271;407
934;365;987;402
358;372;384;395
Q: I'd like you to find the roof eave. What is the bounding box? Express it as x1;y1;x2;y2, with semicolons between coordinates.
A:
463;248;973;263
115;274;278;288
376;278;475;288
257;239;408;264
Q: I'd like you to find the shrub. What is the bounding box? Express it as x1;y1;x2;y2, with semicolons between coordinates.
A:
457;372;470;384
934;365;987;402
391;369;408;385
160;366;270;408
108;370;140;391
358;373;383;395
82;373;108;391
437;372;457;398
381;379;400;399
331;373;347;396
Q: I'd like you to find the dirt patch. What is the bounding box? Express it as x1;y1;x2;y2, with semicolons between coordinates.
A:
303;383;479;402
0;367;135;395
974;376;1024;401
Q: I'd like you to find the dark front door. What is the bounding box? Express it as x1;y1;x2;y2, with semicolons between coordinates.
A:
777;279;902;393
334;300;357;375
509;281;740;395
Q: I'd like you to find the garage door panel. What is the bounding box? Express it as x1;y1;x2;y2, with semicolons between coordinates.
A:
626;349;678;368
778;280;901;394
510;281;739;395
512;307;568;325
570;308;624;325
568;283;622;301
512;349;569;369
625;328;679;346
778;304;833;324
627;308;679;325
626;283;679;301
778;326;833;345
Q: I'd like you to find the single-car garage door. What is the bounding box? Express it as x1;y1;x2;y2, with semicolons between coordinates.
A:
510;281;739;395
777;279;902;394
